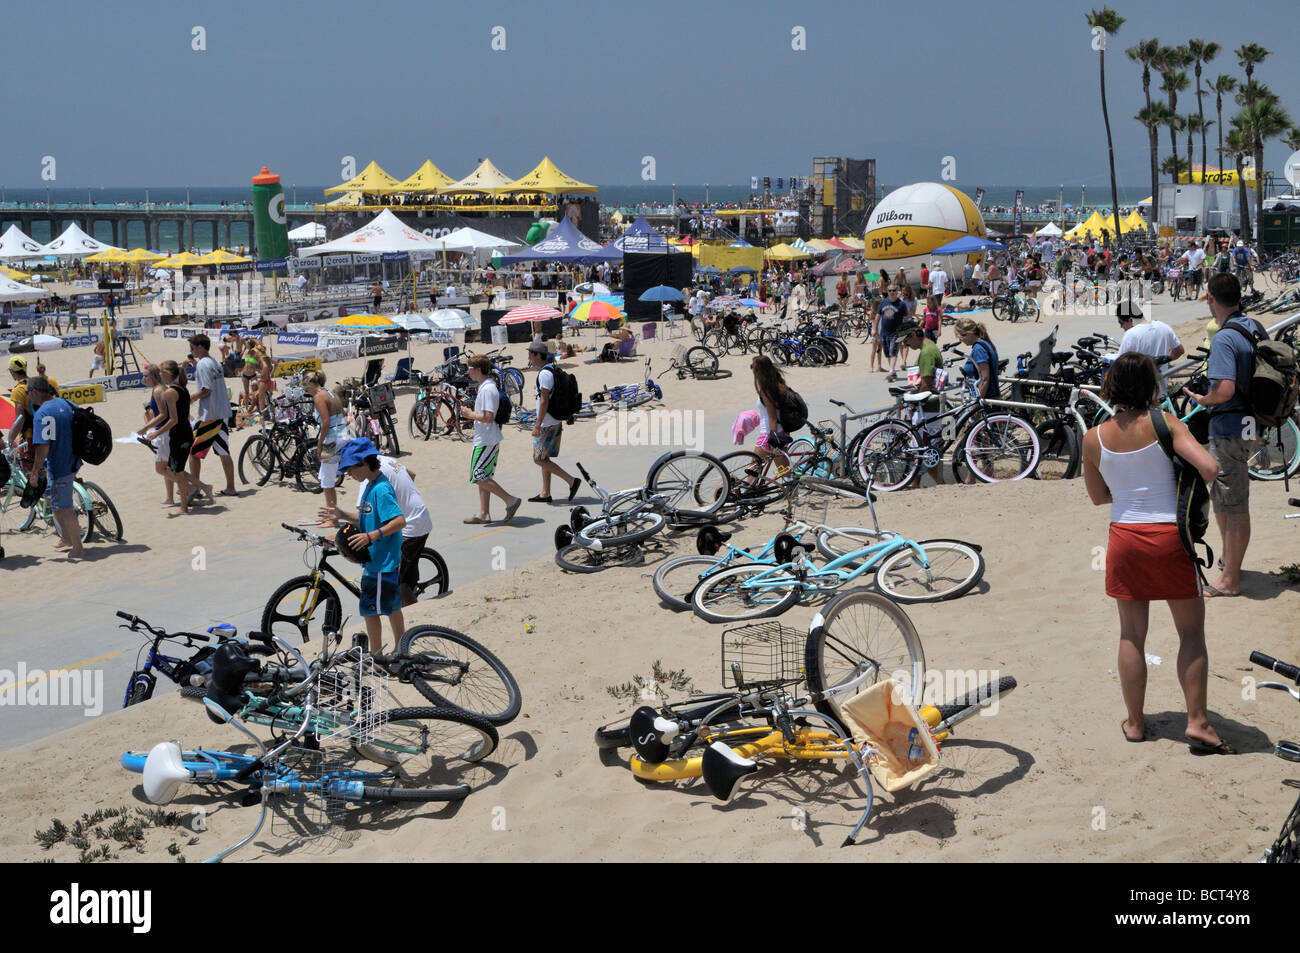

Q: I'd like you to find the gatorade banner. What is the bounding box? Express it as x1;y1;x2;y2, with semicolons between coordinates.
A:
58;383;106;405
1013;190;1025;236
359;335;401;356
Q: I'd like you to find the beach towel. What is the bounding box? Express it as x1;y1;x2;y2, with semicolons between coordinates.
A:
732;409;760;445
836;678;940;793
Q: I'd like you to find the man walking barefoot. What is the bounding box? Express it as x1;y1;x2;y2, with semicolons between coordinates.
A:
460;355;522;524
526;341;580;504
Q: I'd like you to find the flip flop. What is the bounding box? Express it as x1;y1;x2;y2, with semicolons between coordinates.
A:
1122;721;1147;743
1187;738;1236;755
218;489;239;498
1202;584;1239;598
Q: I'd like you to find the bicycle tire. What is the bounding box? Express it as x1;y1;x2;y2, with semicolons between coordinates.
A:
991;297;1012;321
1248;415;1300;481
374;412;401;458
409;401;434;440
355;705;498;771
962;414;1040;482
575;510;666;548
125;677;152;707
873;538;985;603
717;451;786;507
594;722;631;750
180;684;206;701
397;624;521;725
691;562;802;624
555;542;643;573
653;554;726;612
261;576;343;644
358;782;470;802
294;447;323;494
238;433;275;486
433;396;467;440
934;675;1017;725
1033;417;1081;481
412;547;450;599
644;451;731;516
804;343;829;367
685;346;719;378
805;588;926;721
853;420;921;491
814;526;891;565
79;480;124;542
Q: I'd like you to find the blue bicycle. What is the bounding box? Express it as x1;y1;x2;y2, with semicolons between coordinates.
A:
119;611;239;708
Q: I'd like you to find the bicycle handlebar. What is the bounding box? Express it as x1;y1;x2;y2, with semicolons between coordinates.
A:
116;611;210;643
1251;651;1300;684
281;521;328;545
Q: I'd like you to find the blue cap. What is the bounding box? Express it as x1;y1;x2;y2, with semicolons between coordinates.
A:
338;437;379;470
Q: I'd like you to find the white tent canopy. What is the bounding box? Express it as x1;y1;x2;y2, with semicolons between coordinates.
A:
287;221;326;242
0;274;51;301
42;222;119;259
297;209;446;259
0;224;47;262
431;227;521;253
1034;222;1063;237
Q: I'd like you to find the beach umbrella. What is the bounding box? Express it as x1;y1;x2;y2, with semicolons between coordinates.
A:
693;265;723;276
8;334;63;352
638;285;685;302
928;235;1006;255
85;248;130;264
574;281;611;297
154;252;204;269
390;312;439;332
728;266;756;275
571;299;624;323
428;307;476;329
0;395;14;431
122;248;165;264
196;249;252;266
335;313;397;330
500;304;561;324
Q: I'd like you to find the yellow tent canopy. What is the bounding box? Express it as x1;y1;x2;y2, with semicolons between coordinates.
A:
1118;210;1150;234
499;156;597;195
835;236;865;250
764;243;811;260
439;158;515;195
323;161;402;196
85;248;131;263
382;159;453;195
0;265;30;280
804;238;839;254
195;249;252;265
326;191;365;207
154;252;205;269
123;248;165;263
1064;210;1110;240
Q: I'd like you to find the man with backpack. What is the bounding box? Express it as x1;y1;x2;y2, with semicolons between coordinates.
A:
24;376;84;560
526;341;581;504
460;354;522;525
1182;273;1277;597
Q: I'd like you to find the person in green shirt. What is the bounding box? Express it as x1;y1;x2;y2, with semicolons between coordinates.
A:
901;321;945;486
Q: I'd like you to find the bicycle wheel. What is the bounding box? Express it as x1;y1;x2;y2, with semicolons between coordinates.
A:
815;526;891;565
962;414;1040;482
397;624;521;725
575;510;666;548
238;433;275;486
555;542;644;573
69;485;93;543
933;675;1018;727
874;539;985;603
685;346;719;378
409;401;434;440
991;297;1012;321
79;481;123;542
653;555;726;612
261;576;343;644
294;447;323;494
691;562;802;624
805;588;925;719
1249;416;1300;481
355;706;498;778
1033;417;1081;481
644;451;730;516
1023;296;1040;320
803;343;829;367
852;420;921;492
432;396;467;440
785;437;821;476
701;329;726;352
411;547;450;599
373;412;400;458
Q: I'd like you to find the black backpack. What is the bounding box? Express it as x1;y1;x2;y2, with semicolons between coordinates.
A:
540;363;581;421
1149;410;1213;582
1220;317;1300;432
778;388;808;432
70;403;113;465
490;376;512;427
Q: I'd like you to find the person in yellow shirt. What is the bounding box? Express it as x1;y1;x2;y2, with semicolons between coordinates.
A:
4;356;59;468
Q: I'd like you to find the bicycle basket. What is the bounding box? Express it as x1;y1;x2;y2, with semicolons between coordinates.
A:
720;621;805;689
313;652;391;745
366;383;396;411
264;745;348;840
270;395;298;423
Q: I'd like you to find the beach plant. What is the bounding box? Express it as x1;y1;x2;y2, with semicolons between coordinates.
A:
605;660;696;703
1086;7;1126;244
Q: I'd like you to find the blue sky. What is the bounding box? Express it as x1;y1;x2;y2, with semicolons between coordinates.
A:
5;0;1298;190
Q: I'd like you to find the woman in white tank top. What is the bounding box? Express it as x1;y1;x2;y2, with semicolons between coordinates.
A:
1082;353;1232;753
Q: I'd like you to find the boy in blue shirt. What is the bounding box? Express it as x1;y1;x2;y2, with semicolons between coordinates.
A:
27;376;84;559
318;438;406;651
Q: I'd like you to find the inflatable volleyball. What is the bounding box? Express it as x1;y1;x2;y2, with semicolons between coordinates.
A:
863;183;987;288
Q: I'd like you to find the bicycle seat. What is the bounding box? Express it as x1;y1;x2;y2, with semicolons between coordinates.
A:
888;386;908;397
141;741;189;805
629;706;672;763
903;391;931;404
702;740;758;802
809;424;833;436
696;525;731;556
205;640;259;724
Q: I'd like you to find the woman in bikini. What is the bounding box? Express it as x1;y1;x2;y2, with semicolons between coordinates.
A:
305;370;347;509
239;337;259;406
144;360;211;515
136;364;176;505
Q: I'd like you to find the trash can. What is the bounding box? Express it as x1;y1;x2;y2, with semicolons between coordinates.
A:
491;324;508;345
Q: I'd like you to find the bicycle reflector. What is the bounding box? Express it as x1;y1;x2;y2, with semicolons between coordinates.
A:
335;523;372;564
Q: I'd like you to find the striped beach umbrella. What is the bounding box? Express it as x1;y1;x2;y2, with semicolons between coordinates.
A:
570;299;624;323
499;304;562;324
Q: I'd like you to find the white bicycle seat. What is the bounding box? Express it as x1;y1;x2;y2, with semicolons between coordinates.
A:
143;741;189;804
902;391;931;404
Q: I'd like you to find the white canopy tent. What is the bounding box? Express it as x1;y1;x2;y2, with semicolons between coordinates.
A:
0;224;47;262
42;222;119;258
287;221;326;242
0;274;51;302
431;227;521;254
296;209;445;259
1034;222;1063;238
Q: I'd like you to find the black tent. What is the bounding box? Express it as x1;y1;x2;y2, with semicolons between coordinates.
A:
622;252;693;320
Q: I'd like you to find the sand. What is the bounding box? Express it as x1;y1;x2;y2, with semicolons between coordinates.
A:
4;288;1299;863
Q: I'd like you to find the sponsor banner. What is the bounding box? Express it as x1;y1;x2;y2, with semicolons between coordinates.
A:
323;255;352;267
273;356;323;378
90;327;144;341
74;293;107;308
255;258;288;272
115;372;146;390
57;382;106;404
275;332;319;347
317;342;359;362
973;187;985;207
353;254;380;265
1013;189;1025;236
61;335;95;348
290;257;321;270
161;326;205;340
425;330;454;343
221;261;255;274
359;335;401;357
71;280;97;288
216;328;264;340
381;252;409;263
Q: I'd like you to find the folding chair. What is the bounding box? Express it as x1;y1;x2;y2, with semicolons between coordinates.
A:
362;358;384;387
387;356;413;383
642;322;657;342
616;337;637;360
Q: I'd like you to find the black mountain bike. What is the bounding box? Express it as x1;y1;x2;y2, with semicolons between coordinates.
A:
237;417;322;493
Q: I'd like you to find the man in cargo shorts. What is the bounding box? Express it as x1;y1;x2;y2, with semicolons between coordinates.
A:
1182;273;1265;598
526;341;580;504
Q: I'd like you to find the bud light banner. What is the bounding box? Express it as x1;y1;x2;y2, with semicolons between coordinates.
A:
256;258;288;272
1013;189;1025;236
276;332;319;347
381;252;410;263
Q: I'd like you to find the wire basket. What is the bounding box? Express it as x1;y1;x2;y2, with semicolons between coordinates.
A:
313;652;391;746
720;621;806;689
266;745;349;841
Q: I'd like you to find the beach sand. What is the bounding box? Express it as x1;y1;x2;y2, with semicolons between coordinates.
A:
4;290;1299;862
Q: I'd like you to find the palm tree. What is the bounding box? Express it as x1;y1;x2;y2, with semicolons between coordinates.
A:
1157;46;1191;183
1187;115;1209;178
1086;7;1125;245
1160;156;1190;178
1240;98;1293;239
1137;102;1174;221
1212;74;1238;169
1235;43;1269;87
1284;127;1300;153
1164;113;1187;184
1187;40;1220;175
1226;121;1252;238
1128;38;1162;232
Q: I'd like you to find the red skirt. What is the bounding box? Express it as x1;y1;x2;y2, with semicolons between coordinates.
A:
1106;523;1200;601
